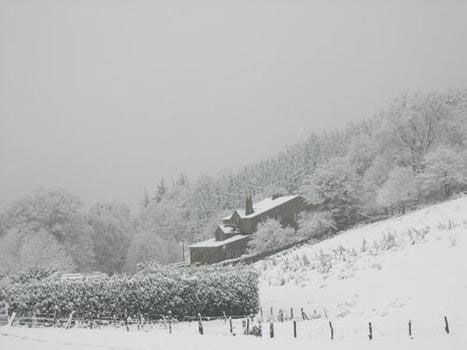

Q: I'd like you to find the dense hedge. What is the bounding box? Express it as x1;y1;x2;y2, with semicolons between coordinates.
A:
0;265;259;319
0;268;58;285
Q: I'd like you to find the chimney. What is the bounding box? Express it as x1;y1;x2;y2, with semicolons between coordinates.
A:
245;196;254;215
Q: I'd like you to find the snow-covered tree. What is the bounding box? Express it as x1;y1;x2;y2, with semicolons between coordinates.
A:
197;208;233;241
384;92;464;172
141;188;151;208
1;188;95;271
0;229;23;273
297;211;336;240
0;227;75;273
301;157;359;230
88;202;133;275
248;219;297;254
419;145;467;199
346;133;378;176
359;155;393;213
153;178;167;203
124;230;179;272
254;184;289;202
377;166;418;214
18;229;75;272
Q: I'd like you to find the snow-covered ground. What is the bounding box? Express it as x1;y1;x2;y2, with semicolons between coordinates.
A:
257;196;467;342
0;323;465;350
1;196;466;349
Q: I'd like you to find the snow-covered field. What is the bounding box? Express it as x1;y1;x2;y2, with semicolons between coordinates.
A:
1;196;466;349
0;323;465;350
257;196;467;343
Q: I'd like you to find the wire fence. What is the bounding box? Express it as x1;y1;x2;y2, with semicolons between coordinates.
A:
3;307;465;342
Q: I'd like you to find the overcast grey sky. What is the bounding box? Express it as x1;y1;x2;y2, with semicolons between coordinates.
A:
1;0;466;209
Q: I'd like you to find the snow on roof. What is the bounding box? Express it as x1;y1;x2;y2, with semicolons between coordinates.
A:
222;195;300;220
218;224;240;234
242;194;300;218
222;210;246;220
189;234;250;248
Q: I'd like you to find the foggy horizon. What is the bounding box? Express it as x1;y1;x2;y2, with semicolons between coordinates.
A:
1;0;467;210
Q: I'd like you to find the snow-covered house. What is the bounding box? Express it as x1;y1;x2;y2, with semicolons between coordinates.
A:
189;194;306;264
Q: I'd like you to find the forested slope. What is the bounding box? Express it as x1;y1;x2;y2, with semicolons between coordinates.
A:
1;90;466;274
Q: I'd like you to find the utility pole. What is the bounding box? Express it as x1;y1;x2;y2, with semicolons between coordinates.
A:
181;241;185;263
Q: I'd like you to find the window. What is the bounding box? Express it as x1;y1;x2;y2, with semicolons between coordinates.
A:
226;248;240;258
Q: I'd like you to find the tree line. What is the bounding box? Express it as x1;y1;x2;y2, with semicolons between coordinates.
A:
0;90;466;274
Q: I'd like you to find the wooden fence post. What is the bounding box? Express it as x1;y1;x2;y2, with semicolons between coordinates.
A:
223;311;227;323
368;322;373;340
329;321;334;340
290;307;294;320
408;320;412;338
260;307;263;322
269;321;274;338
168;311;172;334
246;318;250;335
444;316;450;334
293;320;297;338
53;305;58;328
198;313;204;335
229;317;233;334
270;307;273;320
301;307;308;320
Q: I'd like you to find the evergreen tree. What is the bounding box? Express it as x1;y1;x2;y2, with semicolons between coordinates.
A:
141;188;151;208
154;178;167;203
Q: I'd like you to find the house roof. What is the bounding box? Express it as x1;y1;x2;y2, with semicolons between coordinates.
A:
218;224;240;234
223;194;300;220
189;234;250;248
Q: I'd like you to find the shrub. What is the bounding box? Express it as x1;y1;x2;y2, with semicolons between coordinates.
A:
379;232;398;250
0;265;259;319
247;219;297;254
317;250;332;273
360;238;368;253
297;211;336;240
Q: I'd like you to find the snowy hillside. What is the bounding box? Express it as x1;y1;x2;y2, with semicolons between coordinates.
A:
4;196;467;349
257;196;467;338
1;197;466;350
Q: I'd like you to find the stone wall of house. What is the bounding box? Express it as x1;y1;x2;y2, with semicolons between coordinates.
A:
190;237;250;265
